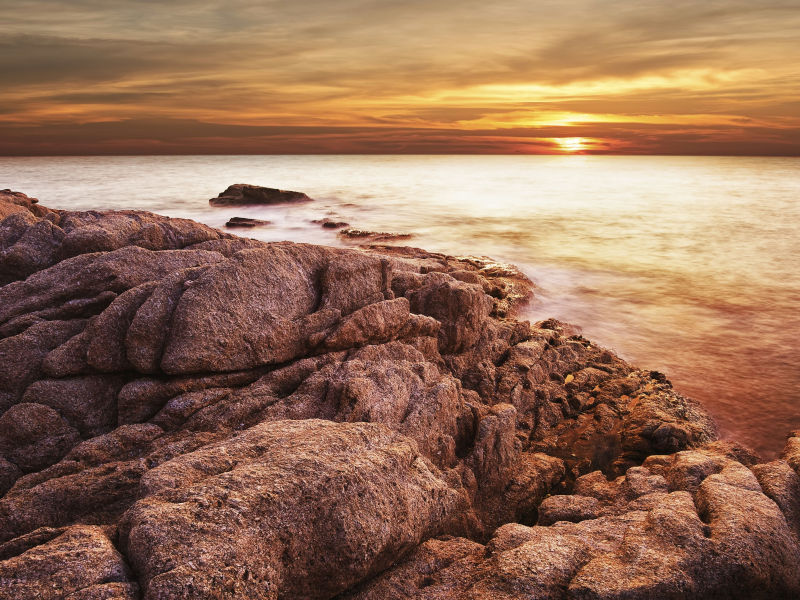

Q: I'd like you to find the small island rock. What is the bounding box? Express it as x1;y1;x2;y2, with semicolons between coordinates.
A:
210;183;313;206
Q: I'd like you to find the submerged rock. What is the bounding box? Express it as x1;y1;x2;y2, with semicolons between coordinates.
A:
314;217;351;228
339;228;413;241
0;191;797;600
210;183;313;206
224;216;272;228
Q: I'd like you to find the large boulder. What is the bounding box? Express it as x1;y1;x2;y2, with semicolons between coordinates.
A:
120;420;466;600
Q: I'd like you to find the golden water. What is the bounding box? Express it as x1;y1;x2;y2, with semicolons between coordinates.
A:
2;155;798;458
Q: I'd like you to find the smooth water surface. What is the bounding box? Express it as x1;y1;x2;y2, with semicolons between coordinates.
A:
1;155;798;458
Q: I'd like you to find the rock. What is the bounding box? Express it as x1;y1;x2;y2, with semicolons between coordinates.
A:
21;375;128;438
781;431;800;474
1;198;796;599
210;183;313;205
752;460;800;545
407;275;492;354
537;494;600;525
0;458;21;496
313;218;350;228
350;457;800;599
0;190;53;220
0;459;149;543
0;245;225;328
0;319;87;412
0;403;82;473
339;228;413;241
0;218;65;285
225;216;272;227
0;525;139;599
120;420;466;600
157;246;393;374
0;199;229;287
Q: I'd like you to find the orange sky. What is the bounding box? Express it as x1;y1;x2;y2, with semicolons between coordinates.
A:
1;0;799;155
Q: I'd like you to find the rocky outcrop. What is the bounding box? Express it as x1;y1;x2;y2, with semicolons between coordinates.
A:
210;183;313;205
345;444;800;599
0;191;796;600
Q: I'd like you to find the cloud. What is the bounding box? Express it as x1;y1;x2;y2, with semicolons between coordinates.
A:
0;0;798;154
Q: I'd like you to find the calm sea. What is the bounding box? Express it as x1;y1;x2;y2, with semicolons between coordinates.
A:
1;155;798;459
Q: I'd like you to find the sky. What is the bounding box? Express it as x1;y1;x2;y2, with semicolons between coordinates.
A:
1;0;799;155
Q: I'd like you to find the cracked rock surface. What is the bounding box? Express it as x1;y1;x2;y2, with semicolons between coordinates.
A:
0;191;798;600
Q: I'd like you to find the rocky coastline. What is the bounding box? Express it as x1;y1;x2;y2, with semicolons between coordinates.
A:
1;188;799;599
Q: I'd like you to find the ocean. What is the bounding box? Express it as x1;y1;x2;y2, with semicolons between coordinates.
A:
1;154;798;459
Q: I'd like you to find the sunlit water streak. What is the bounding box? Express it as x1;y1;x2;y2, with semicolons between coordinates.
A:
1;155;798;459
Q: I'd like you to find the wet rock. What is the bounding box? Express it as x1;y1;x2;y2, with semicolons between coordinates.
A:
210;183;312;205
339;228;413;241
225;216;272;227
314;217;350;228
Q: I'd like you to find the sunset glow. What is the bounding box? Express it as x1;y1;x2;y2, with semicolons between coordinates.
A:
0;0;798;155
558;138;587;153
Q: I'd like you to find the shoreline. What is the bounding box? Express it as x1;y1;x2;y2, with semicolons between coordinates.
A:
1;189;800;598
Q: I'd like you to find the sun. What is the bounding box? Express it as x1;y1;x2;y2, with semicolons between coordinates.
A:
558;137;586;152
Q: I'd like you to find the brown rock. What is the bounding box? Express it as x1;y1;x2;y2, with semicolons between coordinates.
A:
0;319;86;412
0;458;21;496
537;494;600;525
314;218;350;228
0;190;53;220
21;375;128;438
0;218;65;285
0;403;82;473
121;420;466;600
125;266;211;374
157;246;392;374
0;459;148;543
225;216;272;227
320;297;411;352
0;525;138;600
0;245;225;327
752;459;800;545
339;228;413;241
210;183;313;205
406;275;492;354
